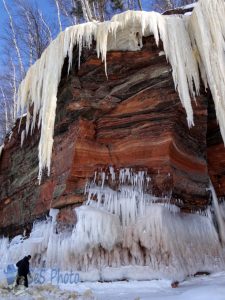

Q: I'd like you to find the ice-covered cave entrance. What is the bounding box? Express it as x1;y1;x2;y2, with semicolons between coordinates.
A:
0;168;224;282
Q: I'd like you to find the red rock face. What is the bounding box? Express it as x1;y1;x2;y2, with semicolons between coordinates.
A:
0;35;221;236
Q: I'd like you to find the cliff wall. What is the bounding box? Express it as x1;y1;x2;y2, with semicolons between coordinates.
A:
0;35;224;236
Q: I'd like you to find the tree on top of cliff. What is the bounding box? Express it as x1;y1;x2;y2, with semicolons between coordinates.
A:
54;0;139;23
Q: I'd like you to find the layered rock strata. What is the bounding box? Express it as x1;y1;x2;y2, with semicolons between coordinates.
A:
0;35;223;236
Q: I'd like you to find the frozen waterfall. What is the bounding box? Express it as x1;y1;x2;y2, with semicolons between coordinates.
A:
0;168;224;281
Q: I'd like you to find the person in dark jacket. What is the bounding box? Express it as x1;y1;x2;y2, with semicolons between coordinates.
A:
16;255;31;288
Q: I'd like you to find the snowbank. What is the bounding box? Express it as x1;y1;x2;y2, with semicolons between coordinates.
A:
1;268;225;300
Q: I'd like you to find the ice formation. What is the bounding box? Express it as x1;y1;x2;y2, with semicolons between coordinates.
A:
0;144;4;158
0;169;224;281
188;0;225;142
16;0;225;182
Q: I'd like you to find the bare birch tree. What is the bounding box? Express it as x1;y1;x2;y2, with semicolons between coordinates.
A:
2;0;25;77
0;0;54;142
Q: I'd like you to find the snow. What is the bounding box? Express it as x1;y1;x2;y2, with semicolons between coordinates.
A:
16;0;225;182
163;3;197;15
65;272;225;300
1;270;225;299
182;3;197;10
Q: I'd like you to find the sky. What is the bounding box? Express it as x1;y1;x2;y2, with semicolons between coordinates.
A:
0;0;56;74
0;0;152;36
0;0;152;74
0;0;152;29
0;0;55;24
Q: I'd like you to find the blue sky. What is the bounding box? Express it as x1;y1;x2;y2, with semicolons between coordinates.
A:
0;0;153;32
0;1;56;36
0;0;55;27
0;0;56;72
0;0;154;39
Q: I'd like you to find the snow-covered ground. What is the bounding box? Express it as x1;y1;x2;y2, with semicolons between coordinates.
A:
1;272;225;299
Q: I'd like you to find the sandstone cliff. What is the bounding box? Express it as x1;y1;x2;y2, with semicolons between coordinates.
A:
0;34;224;237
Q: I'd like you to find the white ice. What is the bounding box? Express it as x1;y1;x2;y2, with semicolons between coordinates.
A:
0;169;224;282
0;144;4;158
1;269;225;300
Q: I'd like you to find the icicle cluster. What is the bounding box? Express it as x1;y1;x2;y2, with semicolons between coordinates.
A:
17;0;225;182
188;0;225;142
1;170;224;281
86;168;152;227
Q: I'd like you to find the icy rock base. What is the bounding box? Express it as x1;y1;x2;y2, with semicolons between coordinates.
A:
0;168;224;282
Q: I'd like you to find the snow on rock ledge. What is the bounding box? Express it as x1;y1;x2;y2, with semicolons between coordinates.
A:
17;0;225;182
